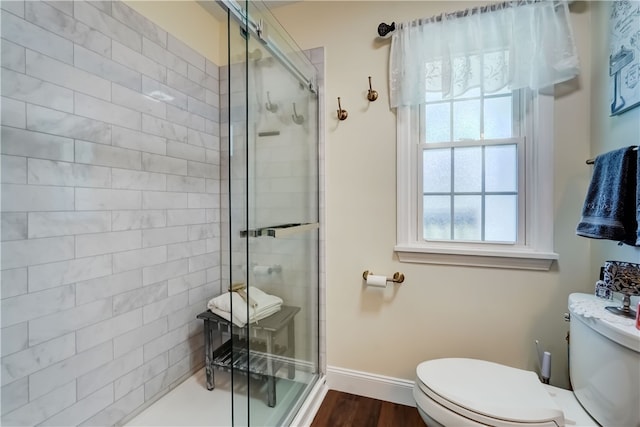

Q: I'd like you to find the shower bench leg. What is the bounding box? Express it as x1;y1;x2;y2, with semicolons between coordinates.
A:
204;320;215;390
197;306;300;407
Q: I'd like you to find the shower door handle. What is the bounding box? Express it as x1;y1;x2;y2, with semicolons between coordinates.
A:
240;222;320;238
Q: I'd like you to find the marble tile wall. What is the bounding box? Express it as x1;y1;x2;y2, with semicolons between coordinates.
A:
0;1;221;425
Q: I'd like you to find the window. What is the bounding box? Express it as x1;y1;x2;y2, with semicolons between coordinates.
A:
395;88;558;270
421;87;522;243
389;1;578;270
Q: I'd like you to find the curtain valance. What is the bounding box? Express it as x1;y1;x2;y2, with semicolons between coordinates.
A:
389;0;580;108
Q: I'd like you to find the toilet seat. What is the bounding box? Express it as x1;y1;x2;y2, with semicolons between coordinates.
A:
415;358;565;426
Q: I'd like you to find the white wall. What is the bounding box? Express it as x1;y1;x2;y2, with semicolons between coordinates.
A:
271;1;595;389
589;1;640;272
125;0;225;65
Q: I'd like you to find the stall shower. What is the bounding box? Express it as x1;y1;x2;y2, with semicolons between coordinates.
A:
0;0;324;425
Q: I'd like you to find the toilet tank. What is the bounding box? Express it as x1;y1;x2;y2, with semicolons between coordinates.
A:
568;293;640;427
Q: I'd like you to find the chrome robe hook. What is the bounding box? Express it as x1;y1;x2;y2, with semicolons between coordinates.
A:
265;91;278;113
292;102;304;125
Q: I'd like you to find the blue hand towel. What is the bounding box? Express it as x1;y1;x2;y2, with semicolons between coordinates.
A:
576;146;638;245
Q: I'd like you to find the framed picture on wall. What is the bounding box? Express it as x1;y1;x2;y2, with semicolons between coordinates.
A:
609;0;640;116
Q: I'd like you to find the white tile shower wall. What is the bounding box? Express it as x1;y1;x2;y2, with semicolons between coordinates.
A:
0;1;221;425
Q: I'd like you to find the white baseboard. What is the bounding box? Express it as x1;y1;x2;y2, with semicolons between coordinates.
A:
326;366;416;407
290;375;329;427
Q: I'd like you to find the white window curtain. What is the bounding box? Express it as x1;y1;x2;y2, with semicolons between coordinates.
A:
389;0;580;108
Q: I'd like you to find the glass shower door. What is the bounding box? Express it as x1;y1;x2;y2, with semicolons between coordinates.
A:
225;1;320;425
227;6;250;425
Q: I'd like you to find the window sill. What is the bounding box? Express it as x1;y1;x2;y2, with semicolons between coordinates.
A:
394;244;558;271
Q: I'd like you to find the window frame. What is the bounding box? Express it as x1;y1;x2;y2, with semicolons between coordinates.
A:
419;87;524;244
395;90;558;270
418;137;524;243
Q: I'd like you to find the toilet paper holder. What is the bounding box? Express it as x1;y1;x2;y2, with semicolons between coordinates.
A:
362;270;405;284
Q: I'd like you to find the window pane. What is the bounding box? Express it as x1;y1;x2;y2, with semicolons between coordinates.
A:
485;144;517;192
484;96;512;139
423;195;451;240
425;91;444;102
423;148;451;192
485;195;517;242
453;99;480;140
453;195;481;240
454;147;482;192
425;103;451;142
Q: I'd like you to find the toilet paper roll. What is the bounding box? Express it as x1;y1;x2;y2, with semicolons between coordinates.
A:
366;274;387;287
253;266;272;275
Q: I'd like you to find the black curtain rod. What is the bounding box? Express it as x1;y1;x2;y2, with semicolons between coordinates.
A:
377;22;396;37
377;0;567;37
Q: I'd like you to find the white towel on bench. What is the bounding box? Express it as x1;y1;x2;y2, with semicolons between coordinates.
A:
207;287;283;327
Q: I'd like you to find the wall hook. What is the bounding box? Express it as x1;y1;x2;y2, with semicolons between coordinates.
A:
367;76;378;102
265;91;278;113
337;97;348;121
292;102;304;125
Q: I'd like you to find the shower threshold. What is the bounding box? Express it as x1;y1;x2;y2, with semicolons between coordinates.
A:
124;367;316;427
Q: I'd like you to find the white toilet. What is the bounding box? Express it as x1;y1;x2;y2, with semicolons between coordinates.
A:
413;293;640;426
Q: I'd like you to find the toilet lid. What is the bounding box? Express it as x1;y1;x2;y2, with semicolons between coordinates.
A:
416;358;565;426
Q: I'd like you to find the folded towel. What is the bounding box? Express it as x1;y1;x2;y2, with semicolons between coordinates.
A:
209;303;282;328
207;287;283;327
576;146;638;245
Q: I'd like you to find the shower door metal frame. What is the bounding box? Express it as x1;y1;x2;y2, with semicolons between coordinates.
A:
216;0;317;95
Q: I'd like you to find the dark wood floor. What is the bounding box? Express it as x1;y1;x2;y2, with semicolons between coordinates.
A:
310;390;427;427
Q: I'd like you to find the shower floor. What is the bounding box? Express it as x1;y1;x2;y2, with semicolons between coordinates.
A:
125;367;313;426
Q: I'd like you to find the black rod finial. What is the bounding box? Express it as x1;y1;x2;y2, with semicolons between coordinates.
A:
377;22;395;37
